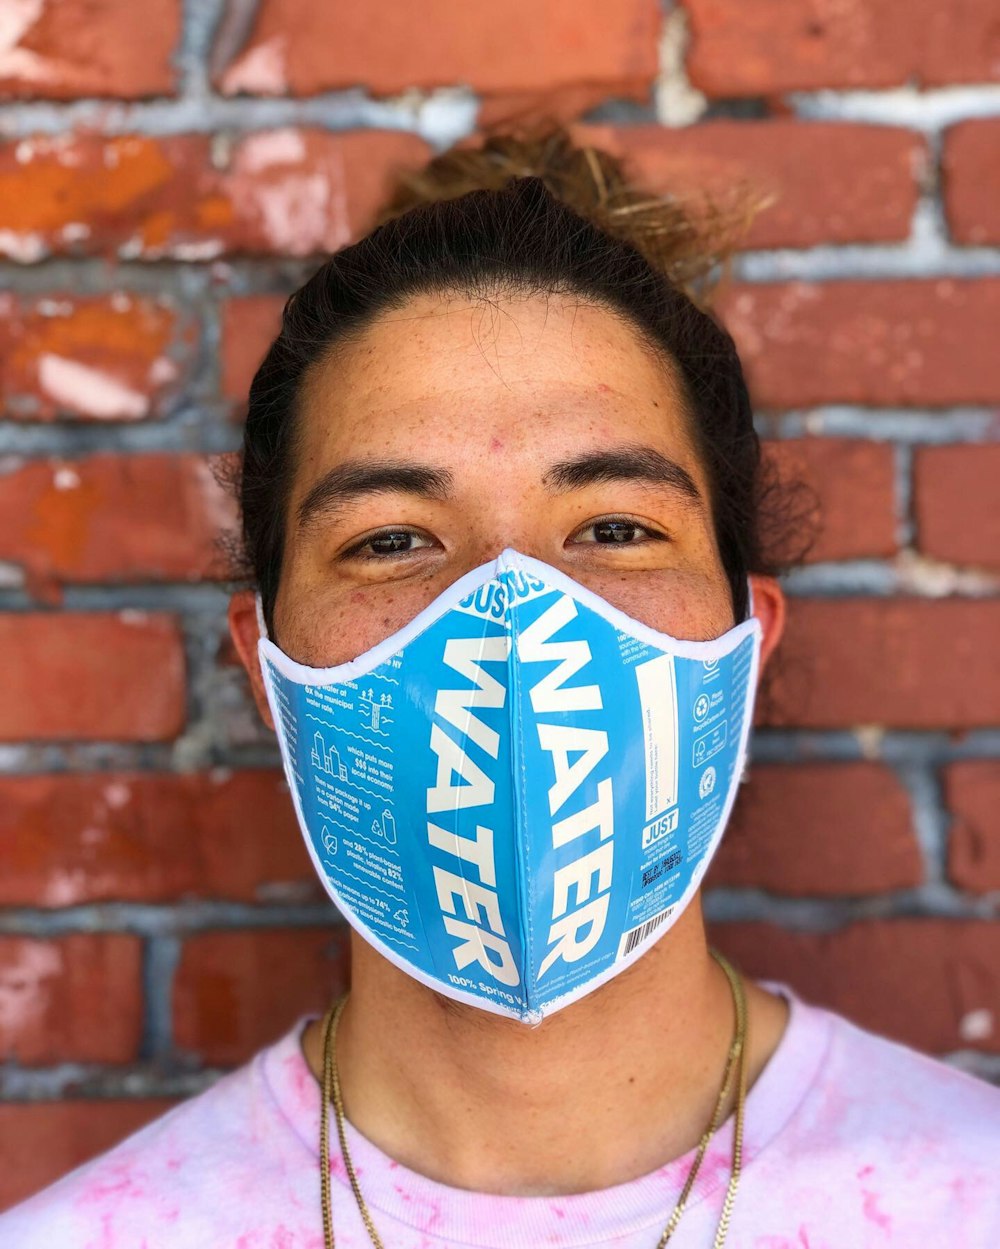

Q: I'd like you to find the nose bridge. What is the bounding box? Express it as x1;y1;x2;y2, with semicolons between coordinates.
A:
462;512;551;572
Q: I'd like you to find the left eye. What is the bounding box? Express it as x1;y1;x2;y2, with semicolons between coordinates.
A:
576;518;660;545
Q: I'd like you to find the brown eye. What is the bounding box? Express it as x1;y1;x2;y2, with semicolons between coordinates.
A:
369;531;419;555
569;515;668;549
342;528;436;560
593;519;640;544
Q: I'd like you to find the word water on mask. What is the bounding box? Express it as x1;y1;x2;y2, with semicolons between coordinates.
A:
259;549;761;1023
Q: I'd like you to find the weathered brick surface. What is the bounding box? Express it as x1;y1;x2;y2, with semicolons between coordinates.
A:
0;770;315;907
173;928;349;1065
684;0;1000;95
762;438;897;563
913;444;1000;573
0;1099;176;1213
0;613;186;742
711;919;1000;1055
0;293;193;421
0;453;238;590
0;934;143;1063
710;764;922;895
943;119;1000;245
1;0;999;1180
220;294;285;406
718;280;1000;409
578;122;923;249
0;130;430;262
214;0;660;100
765;600;1000;729
0;0;180;100
946;762;1000;895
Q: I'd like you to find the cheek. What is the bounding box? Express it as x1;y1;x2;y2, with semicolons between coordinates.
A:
273;575;442;667
587;566;735;641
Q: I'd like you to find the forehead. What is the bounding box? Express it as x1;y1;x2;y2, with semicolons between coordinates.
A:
294;291;696;467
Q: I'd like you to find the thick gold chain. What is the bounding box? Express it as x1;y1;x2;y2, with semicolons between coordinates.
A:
320;948;748;1249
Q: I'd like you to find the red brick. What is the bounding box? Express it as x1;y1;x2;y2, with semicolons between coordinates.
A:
173;928;348;1065
577;121;923;249
215;0;659;100
0;770;317;907
0;934;142;1063
684;0;1000;95
765;599;1000;729
718;280;1000;409
0;130;430;262
946;762;1000;895
708;763;921;895
0;293;193;421
0;613;186;742
220;294;285;405
711;919;1000;1055
762;439;897;563
0;453;238;591
914;444;1000;573
943;120;1000;245
0;0;179;100
0;1099;176;1213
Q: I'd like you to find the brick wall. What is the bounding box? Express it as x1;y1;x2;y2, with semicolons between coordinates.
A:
1;0;998;1211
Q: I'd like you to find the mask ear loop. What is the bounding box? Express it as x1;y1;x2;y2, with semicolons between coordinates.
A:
741;575;756;784
254;590;269;642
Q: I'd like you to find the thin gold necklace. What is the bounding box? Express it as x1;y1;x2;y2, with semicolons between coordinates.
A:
319;948;748;1249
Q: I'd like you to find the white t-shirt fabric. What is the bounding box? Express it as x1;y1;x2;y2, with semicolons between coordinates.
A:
2;981;998;1247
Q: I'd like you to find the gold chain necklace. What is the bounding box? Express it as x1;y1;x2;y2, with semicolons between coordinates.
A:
320;948;748;1249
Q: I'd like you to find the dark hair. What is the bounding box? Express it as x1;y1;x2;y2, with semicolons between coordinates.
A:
239;130;806;635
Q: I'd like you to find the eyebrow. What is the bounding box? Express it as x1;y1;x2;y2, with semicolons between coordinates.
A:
296;459;454;530
543;444;702;505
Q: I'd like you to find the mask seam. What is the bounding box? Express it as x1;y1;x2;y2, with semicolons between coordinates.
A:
508;593;537;1021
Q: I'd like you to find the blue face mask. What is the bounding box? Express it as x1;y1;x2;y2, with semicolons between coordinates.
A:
258;549;761;1024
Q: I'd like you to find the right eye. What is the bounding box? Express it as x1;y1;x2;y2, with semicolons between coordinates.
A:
341;528;436;560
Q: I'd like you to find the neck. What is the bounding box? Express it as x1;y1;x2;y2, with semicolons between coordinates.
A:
302;902;787;1196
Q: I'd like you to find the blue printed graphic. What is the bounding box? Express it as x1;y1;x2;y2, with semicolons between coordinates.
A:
260;551;760;1022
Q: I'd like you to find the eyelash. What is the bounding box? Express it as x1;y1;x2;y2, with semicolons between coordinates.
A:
340;516;667;561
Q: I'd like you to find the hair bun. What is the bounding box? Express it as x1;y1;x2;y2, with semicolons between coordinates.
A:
374;124;771;305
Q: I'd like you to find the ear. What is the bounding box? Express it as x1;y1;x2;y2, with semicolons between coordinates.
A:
747;574;786;674
228;589;276;732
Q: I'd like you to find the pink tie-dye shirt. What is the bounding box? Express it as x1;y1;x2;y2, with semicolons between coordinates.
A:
2;982;998;1247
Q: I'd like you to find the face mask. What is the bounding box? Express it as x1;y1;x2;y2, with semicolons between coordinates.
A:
258;549;761;1024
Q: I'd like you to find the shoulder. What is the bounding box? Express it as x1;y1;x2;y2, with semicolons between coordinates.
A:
0;1033;303;1248
819;998;1000;1137
777;987;1000;1204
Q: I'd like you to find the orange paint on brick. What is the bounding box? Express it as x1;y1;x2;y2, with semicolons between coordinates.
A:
0;129;429;260
0;293;187;421
0;452;238;584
